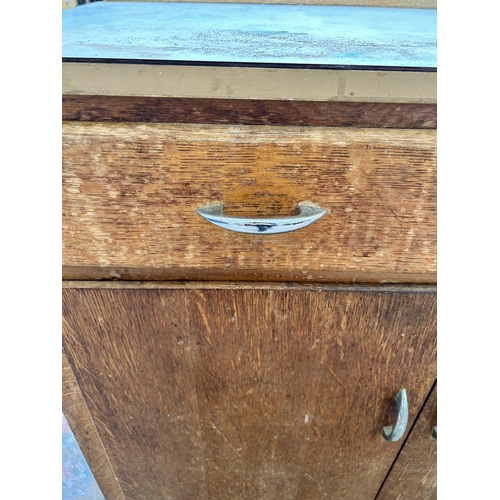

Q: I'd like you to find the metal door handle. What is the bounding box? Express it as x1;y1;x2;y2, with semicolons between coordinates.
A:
382;389;408;442
196;203;327;234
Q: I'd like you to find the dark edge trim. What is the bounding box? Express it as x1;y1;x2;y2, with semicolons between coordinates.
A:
62;58;437;72
62;96;437;129
62;281;437;294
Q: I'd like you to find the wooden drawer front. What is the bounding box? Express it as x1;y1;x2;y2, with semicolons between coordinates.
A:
62;122;436;283
63;282;437;500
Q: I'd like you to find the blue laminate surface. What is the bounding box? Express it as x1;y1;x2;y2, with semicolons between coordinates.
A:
62;413;105;500
62;2;436;69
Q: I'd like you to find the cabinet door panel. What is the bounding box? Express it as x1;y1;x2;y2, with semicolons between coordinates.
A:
62;283;436;500
376;383;437;500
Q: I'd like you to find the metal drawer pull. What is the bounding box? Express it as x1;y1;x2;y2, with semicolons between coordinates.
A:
196;203;327;234
382;389;408;442
431;426;437;440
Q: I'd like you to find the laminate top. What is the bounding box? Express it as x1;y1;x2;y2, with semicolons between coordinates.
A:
62;2;436;70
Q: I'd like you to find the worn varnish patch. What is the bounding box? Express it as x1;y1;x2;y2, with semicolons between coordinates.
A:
62;122;436;282
62;284;437;500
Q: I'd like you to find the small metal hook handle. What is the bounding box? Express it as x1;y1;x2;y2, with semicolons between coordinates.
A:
196;203;327;234
382;389;408;442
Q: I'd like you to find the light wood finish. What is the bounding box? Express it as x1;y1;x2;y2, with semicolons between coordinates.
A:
63;122;436;283
62;0;78;9
104;0;436;7
62;64;437;103
62;96;437;129
63;282;437;500
376;382;437;500
62;351;125;500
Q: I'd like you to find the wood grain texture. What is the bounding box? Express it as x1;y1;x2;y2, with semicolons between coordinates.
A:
62;96;437;129
104;0;436;7
62;351;125;500
62;280;436;292
63;267;436;283
62;122;436;283
62;283;437;500
376;382;437;500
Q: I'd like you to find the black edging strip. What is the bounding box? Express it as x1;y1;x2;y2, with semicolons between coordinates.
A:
62;58;436;73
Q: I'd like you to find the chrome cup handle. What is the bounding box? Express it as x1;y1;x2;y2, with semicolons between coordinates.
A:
196;203;327;234
382;389;409;442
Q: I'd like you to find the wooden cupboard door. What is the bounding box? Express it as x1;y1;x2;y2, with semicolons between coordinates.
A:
376;382;437;500
62;283;436;500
